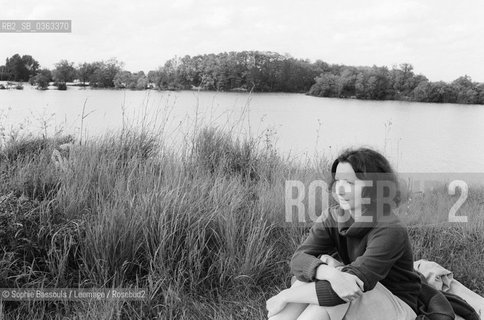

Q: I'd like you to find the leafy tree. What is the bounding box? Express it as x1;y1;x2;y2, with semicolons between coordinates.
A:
452;75;473;88
426;82;457;103
147;70;161;88
4;54;39;81
391;64;412;98
88;59;123;88
0;65;8;81
476;84;484;104
366;66;391;100
451;76;478;104
30;69;52;90
411;80;431;102
53;60;77;84
309;73;338;97
113;70;132;88
335;68;357;97
77;62;98;85
136;75;148;90
355;71;368;99
113;70;148;90
22;55;40;81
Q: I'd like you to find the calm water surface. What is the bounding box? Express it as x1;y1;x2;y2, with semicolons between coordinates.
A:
1;84;483;174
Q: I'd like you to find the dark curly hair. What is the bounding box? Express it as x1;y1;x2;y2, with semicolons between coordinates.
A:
330;147;401;214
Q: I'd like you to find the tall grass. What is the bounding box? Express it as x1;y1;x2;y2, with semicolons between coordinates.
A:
0;125;483;319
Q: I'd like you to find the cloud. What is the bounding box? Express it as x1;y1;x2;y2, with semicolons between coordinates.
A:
1;0;483;81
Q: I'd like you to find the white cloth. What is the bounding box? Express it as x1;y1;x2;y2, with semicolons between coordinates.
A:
414;259;454;291
414;259;484;319
290;278;415;320
338;282;416;320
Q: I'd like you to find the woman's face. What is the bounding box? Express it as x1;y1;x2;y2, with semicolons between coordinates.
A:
334;162;363;213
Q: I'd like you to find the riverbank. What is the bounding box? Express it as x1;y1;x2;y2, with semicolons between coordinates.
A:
0;126;483;319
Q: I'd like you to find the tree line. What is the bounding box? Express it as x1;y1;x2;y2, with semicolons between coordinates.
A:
309;63;484;104
1;52;483;104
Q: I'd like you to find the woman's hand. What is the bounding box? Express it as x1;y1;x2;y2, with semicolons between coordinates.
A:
319;254;344;268
326;270;364;303
266;290;288;318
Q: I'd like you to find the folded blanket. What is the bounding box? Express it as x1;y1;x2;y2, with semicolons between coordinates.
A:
414;259;484;319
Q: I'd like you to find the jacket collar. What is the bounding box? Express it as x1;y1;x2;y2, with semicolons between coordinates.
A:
332;205;398;238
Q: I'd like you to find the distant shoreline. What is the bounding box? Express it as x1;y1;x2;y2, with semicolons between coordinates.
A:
2;81;482;106
2;51;483;105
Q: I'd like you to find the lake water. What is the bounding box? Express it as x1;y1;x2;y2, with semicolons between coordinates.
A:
1;84;483;175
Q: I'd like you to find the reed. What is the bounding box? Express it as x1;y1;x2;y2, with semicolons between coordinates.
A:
0;125;482;319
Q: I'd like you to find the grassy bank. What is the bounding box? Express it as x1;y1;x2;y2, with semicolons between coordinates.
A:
0;126;483;319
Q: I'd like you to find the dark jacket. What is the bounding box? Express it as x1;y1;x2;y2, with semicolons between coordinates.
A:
416;272;480;320
290;206;421;312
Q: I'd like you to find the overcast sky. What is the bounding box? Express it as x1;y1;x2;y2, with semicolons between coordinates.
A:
1;0;483;82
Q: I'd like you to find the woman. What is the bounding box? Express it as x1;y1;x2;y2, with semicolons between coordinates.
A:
266;148;422;320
